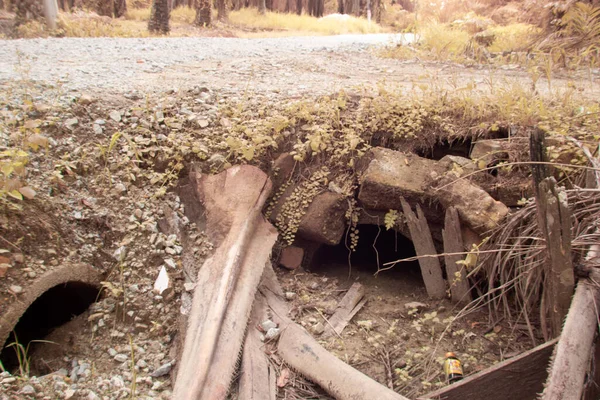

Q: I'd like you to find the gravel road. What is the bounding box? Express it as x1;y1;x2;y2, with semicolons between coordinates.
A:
0;34;416;94
1;33;597;99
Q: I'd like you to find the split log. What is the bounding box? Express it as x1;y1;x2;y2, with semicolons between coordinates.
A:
239;289;275;400
442;207;471;304
542;262;600;400
173;166;278;400
420;338;557;400
401;198;446;299
323;282;366;337
260;267;409;400
530;129;575;339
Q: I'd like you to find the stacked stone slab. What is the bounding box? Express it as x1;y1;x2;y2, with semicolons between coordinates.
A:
357;147;508;235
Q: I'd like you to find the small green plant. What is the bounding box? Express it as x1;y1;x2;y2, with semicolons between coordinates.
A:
5;333;56;377
384;210;399;230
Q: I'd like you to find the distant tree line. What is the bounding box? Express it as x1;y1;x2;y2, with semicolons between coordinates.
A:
1;0;380;35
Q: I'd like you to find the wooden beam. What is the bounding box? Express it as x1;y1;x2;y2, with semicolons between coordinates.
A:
442;207;471;304
323;282;366;337
420;338;558;400
401;198;446;299
541;266;600;400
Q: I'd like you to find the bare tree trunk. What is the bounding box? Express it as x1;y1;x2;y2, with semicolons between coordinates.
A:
0;0;4;10
194;0;211;26
338;0;344;13
295;0;300;14
42;0;57;29
96;0;114;17
258;0;265;14
113;0;127;17
315;0;322;17
148;0;170;33
265;0;272;11
216;0;227;20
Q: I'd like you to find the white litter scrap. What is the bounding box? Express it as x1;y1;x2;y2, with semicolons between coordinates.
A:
154;266;170;294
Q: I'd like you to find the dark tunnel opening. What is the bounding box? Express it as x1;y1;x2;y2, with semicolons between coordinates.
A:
416;138;473;160
0;282;100;375
310;224;424;287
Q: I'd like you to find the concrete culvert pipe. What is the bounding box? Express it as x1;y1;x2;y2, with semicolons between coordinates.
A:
0;264;102;374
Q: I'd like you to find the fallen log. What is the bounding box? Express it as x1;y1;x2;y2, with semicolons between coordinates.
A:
323;282;366;337
260;268;410;400
420;338;558;400
173;166;278;400
541;263;600;400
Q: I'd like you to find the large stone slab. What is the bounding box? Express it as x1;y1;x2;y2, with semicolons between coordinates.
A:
298;191;348;245
357;147;445;210
435;173;509;234
270;189;348;246
358;147;508;235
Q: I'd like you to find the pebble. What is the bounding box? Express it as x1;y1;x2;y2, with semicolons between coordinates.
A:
65;118;78;128
93;124;103;135
21;385;36;394
109;110;122;122
87;391;100;400
114;354;128;363
265;327;280;340
285;292;296;300
150;362;173;378
312;322;325;335
260;320;277;331
113;183;127;195
9;285;22;294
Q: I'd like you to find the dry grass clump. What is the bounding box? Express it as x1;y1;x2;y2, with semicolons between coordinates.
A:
229;8;384;35
471;187;600;341
383;18;539;62
15;11;145;38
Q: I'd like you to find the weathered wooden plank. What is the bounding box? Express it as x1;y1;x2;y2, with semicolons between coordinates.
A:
536;178;574;338
324;282;365;337
401;198;446;299
442;207;471;304
530;130;574;339
239;293;274;400
542;266;600;400
420;338;558;400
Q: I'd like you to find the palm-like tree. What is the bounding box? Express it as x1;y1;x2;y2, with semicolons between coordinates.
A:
148;0;170;33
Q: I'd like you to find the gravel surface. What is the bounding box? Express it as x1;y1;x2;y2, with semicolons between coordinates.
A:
2;33;597;100
0;34;416;94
